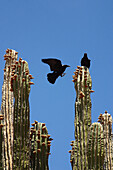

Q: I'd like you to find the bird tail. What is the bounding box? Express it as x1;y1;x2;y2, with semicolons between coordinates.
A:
47;73;59;84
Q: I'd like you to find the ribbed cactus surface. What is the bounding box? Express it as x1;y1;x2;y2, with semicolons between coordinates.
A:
30;121;52;170
11;57;34;169
70;65;93;169
1;50;112;170
70;56;113;170
1;49;18;169
0;112;4;169
87;122;104;170
98;111;113;170
0;49;52;170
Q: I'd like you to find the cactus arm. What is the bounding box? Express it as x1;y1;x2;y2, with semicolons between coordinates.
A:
30;121;52;170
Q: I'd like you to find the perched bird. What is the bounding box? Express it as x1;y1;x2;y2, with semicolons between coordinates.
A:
81;53;91;68
42;58;70;84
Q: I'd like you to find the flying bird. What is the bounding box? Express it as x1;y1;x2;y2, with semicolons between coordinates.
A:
42;58;70;84
81;53;90;68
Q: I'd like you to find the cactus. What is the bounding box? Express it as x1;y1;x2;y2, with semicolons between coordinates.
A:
87;123;104;170
30;121;52;169
0;111;4;169
69;140;77;168
12;56;32;169
69;54;113;170
98;111;113;169
1;49;18;169
1;49;113;170
111;133;113;168
70;65;93;169
0;49;52;169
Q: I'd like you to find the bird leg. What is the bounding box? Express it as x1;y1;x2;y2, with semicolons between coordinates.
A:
61;73;66;77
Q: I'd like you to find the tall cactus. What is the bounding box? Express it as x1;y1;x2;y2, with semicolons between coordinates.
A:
1;49;18;169
70;65;93;169
0;49;52;169
69;54;113;170
11;56;33;169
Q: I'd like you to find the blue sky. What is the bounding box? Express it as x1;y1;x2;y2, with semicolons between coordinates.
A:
0;0;113;169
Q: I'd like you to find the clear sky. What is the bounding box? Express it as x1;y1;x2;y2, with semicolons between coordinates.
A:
0;0;113;170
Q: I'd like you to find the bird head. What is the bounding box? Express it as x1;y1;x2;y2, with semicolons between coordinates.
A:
84;53;88;58
63;65;70;68
62;65;70;72
84;53;91;61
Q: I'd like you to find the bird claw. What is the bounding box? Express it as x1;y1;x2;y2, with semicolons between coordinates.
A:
61;73;66;77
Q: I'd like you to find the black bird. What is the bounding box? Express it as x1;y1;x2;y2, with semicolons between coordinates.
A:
42;58;70;84
81;53;90;68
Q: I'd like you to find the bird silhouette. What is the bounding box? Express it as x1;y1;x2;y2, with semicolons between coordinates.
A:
81;53;90;68
42;58;70;84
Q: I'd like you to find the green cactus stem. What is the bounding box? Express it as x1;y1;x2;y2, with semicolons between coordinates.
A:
69;140;77;168
1;49;18;169
87;122;104;170
30;121;52;170
98;111;113;170
70;59;113;170
70;65;93;170
111;133;113;169
0;49;34;169
12;57;34;169
0;49;52;170
0;112;4;170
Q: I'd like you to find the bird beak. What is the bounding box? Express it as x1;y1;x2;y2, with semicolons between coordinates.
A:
67;65;70;67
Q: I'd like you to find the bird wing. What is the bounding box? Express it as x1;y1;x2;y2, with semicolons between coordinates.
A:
42;58;62;71
47;72;59;84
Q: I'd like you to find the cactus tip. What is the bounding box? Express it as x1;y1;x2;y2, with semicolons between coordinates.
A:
29;82;34;85
33;151;36;154
15;51;18;55
90;90;95;93
37;149;41;153
42;142;45;146
77;66;80;69
0;124;4;128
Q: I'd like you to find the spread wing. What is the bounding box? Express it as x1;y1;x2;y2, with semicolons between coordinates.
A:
47;72;59;84
42;58;62;71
